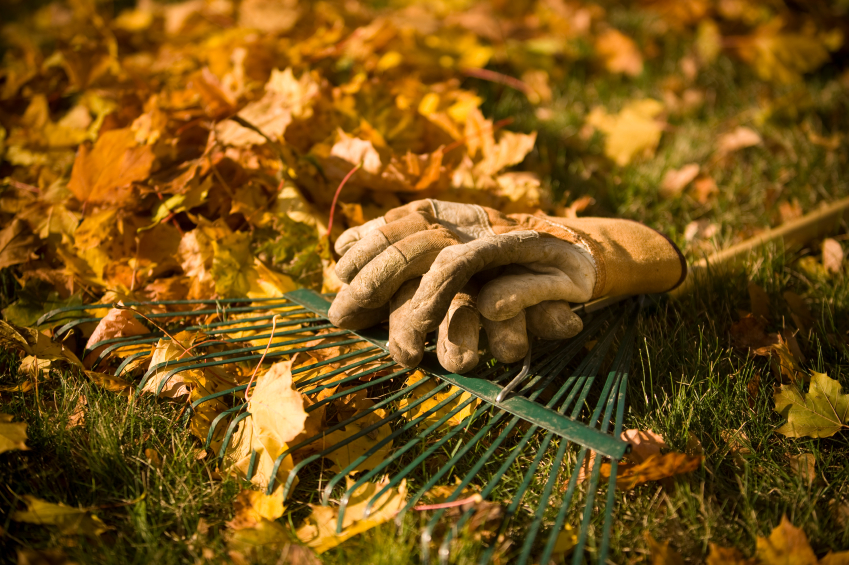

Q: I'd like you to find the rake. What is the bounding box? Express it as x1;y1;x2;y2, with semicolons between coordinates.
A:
37;288;640;564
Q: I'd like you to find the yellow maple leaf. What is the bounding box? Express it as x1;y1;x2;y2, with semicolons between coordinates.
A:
586;99;665;166
755;515;817;565
398;370;479;430
296;477;407;554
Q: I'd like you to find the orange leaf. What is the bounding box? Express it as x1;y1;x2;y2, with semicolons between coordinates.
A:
68;128;155;205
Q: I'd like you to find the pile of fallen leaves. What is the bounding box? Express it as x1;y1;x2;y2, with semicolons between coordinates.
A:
2;0;849;562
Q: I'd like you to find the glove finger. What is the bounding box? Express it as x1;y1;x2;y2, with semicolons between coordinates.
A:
348;227;461;308
409;233;595;333
334;216;388;256
481;310;528;364
388;278;426;368
477;271;589;321
436;284;480;374
327;285;389;330
526;300;583;340
335;211;437;283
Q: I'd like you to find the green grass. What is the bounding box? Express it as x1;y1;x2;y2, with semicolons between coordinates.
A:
3;1;849;564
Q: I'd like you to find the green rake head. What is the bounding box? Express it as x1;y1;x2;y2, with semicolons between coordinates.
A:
38;288;642;564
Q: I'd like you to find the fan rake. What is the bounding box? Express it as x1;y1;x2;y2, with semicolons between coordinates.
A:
38;288;642;564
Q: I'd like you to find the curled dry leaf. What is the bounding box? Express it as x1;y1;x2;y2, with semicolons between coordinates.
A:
822;238;844;274
11;495;109;537
659;163;700;199
83;307;149;368
717;126;762;156
0;414;29;454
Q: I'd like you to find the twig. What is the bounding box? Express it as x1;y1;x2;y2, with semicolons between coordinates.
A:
244;314;279;402
326;163;362;238
461;67;534;97
414;495;482;511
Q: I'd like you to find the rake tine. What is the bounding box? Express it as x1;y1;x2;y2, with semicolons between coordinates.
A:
495;343;533;402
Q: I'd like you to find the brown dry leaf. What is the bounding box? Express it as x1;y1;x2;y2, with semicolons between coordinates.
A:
621;429;667;463
83;307;149;368
692;176;718;203
606;452;702;489
822;238;844;274
659;163;700;199
717;126;762;156
721;429;752;466
777;199;803;224
558;195;595;219
11;495;109;537
595;29;644;76
67;128;155;205
730;314;779;352
748;281;771;320
0;414;29;454
784;291;815;334
755;515;817;565
0;219;39;270
644;532;684;565
747;373;761;408
586;99;665;166
787;452;816;487
295;477;407;554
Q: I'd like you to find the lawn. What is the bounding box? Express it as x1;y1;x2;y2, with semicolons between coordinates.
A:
1;0;849;563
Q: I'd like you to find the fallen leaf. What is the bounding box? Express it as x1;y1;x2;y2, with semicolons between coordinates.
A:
0;320;83;373
11;495;109;537
777;199;803;224
717;126;762;156
748;281;771;320
68;128;155;205
621;429;667;463
644;532;684;565
398;370;480;430
248;360;309;452
0;219;39;270
83;307;150;368
721;429;752;466
755;515;817;565
604;452;702;489
730;314;779;352
295;477;407;554
736;19;840;83
784;291;814;334
822;238;844;274
692;176;718;203
787;452;816;487
85;370;134;397
706;544;756;565
228;488;286;530
774;371;849;438
659;163;700;198
586;99;665;166
16;548;77;565
0;414;29;454
595;29;644;76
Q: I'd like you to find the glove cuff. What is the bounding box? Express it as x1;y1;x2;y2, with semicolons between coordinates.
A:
511;214;687;298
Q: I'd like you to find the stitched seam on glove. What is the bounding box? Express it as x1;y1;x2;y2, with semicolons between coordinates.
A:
531;217;605;298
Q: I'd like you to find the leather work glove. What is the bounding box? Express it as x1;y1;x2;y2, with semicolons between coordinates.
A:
328;199;686;373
